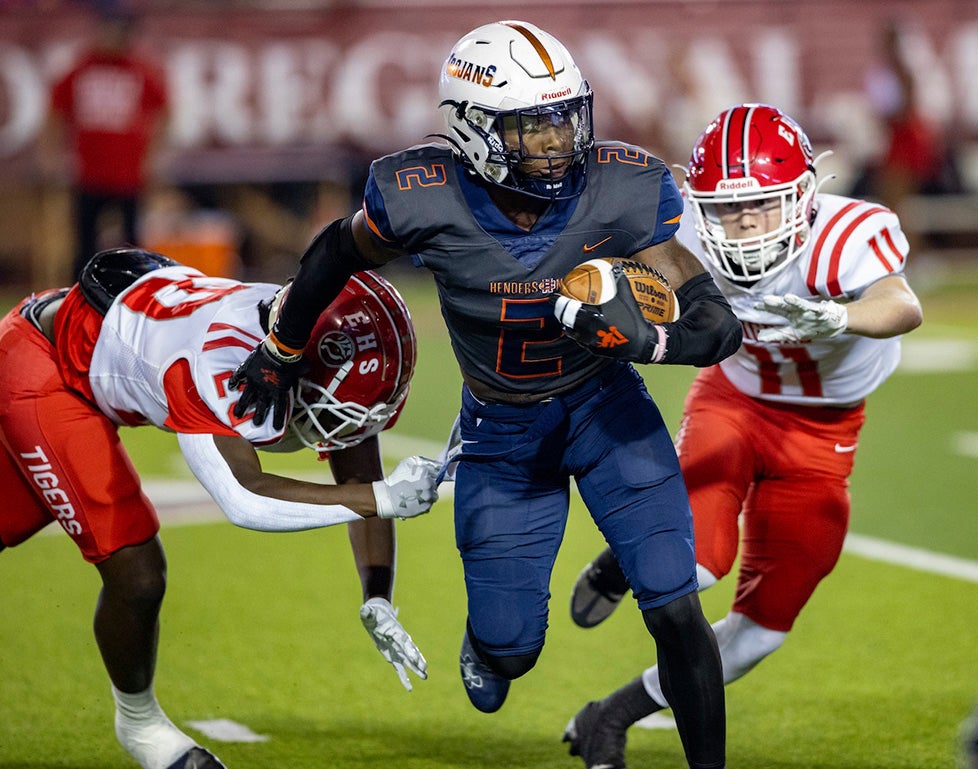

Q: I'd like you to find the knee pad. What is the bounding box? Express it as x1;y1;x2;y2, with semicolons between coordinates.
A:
466;619;542;680
483;649;541;680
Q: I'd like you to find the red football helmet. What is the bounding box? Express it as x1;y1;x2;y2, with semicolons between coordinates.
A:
685;103;819;282
271;272;417;455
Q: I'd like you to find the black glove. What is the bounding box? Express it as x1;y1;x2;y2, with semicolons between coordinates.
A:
229;342;307;430
552;265;665;364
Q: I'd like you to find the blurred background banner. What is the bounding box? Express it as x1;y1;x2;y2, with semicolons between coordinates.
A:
1;0;976;285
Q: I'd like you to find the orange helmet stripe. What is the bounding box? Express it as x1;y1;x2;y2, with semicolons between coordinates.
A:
503;21;557;80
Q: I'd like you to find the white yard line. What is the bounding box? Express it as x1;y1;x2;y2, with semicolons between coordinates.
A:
40;434;978;585
953;431;978;459
898;338;978;373
843;533;978;584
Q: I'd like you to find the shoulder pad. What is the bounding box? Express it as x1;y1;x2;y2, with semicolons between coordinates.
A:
79;247;179;315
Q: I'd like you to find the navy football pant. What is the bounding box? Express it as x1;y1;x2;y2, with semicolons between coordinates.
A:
453;362;696;659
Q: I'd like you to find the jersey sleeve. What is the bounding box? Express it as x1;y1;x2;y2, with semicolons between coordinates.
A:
651;171;685;245
806;202;909;299
362;164;402;247
161;358;239;436
162;353;287;447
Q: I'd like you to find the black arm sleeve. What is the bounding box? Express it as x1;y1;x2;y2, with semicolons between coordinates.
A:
659;272;743;366
271;214;378;350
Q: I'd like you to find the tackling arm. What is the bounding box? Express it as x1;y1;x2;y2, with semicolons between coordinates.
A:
229;211;402;428
756;275;922;343
177;432;439;529
330;437;394;598
836;274;922;338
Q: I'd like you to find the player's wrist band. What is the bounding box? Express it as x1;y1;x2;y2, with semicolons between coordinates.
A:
263;332;304;363
645;325;667;363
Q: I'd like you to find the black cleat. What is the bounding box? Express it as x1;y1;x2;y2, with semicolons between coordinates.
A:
570;553;628;628
166;747;227;769
563;701;627;769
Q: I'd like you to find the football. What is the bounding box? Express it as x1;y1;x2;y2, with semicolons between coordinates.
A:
559;257;680;323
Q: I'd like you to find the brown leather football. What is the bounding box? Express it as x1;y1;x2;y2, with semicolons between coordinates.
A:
559;257;679;323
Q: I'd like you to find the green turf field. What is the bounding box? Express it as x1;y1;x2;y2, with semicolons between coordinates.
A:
2;268;977;768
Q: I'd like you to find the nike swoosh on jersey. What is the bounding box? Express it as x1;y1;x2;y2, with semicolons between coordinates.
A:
583;236;612;253
834;443;858;453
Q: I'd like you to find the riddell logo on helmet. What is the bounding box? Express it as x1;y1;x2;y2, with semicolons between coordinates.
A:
445;55;496;87
540;87;572;100
717;178;760;191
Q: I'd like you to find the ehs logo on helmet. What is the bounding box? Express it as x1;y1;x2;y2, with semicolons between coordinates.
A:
445;55;496;87
317;331;355;367
717;178;761;191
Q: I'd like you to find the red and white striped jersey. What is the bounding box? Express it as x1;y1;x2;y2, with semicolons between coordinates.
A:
678;193;909;406
86;265;287;446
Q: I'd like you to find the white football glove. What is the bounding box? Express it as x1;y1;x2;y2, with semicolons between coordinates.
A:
359;597;428;691
372;456;440;520
755;293;848;343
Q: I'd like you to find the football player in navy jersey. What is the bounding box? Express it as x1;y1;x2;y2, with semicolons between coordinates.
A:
230;21;740;769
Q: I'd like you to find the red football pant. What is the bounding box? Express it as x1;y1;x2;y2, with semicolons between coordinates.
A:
676;366;865;632
0;305;158;563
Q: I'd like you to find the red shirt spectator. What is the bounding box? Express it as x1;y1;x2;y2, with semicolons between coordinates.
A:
45;10;169;280
50;43;167;195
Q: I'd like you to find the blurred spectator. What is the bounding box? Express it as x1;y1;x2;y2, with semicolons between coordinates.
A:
851;19;959;210
42;4;169;280
657;42;747;168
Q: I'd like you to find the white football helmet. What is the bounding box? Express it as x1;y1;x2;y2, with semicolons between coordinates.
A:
685;103;829;283
266;272;416;456
437;20;593;200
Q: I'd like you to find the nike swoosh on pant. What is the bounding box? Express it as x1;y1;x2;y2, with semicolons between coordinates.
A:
834;443;858;453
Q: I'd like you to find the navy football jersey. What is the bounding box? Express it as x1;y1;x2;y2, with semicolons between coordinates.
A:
363;142;682;400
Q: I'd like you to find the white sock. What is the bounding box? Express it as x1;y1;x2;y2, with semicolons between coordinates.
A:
640;611;787;708
112;685;197;769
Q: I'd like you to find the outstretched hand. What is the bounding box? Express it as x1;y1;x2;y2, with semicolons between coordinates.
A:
229;343;306;430
755;293;848;343
359;597;428;691
372;456;441;520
